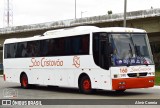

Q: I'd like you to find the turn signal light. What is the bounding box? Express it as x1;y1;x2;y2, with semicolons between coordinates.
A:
149;80;154;83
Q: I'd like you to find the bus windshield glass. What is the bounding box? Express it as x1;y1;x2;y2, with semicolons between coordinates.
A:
110;33;154;66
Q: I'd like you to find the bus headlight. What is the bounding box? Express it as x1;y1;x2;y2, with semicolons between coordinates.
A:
149;80;154;83
148;72;155;76
119;82;126;85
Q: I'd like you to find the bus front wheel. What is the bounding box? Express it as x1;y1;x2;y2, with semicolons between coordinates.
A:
79;76;92;94
20;74;29;89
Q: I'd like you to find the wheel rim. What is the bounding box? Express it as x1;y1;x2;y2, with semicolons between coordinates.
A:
83;79;91;91
22;76;28;87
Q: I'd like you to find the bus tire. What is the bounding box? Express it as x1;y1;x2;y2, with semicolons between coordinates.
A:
20;74;29;89
79;76;92;94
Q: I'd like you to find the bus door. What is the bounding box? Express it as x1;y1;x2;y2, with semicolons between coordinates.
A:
93;33;112;89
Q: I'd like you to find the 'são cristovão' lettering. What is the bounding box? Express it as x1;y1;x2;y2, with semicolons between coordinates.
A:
29;57;63;68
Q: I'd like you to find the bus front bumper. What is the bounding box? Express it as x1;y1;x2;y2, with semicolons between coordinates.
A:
112;76;155;90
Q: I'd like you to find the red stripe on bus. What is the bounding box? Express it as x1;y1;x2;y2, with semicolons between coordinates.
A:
112;76;154;90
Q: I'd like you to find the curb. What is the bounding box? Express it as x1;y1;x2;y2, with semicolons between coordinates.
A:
152;86;160;89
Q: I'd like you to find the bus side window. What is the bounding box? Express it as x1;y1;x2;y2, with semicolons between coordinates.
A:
59;38;65;55
47;39;55;56
81;35;89;54
5;44;11;58
40;40;48;56
65;38;71;55
71;36;81;55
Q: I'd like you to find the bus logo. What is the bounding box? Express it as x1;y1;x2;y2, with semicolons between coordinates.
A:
73;56;80;68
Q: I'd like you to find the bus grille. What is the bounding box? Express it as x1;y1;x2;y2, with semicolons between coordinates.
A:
127;72;147;77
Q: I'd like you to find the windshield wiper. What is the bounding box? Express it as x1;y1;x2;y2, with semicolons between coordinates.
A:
129;43;133;57
126;43;132;67
126;43;134;67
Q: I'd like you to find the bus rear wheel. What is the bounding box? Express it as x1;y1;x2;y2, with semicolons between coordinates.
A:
79;76;92;94
20;74;29;89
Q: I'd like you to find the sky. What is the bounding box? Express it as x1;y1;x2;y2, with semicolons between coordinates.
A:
0;0;160;28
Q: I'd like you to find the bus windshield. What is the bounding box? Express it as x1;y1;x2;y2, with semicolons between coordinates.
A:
110;33;154;66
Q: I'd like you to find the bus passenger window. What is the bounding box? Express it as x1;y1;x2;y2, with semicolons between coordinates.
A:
81;35;89;54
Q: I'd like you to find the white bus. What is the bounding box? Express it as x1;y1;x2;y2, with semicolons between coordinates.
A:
3;26;155;93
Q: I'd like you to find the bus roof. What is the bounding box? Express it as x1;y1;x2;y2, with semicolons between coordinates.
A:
4;26;146;44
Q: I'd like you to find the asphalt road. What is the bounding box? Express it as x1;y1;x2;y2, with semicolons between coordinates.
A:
0;76;160;108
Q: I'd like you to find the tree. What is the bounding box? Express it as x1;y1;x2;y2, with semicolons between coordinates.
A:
107;10;113;15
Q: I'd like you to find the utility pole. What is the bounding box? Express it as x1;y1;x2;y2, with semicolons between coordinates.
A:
124;0;127;27
4;0;13;27
75;0;77;19
7;0;10;27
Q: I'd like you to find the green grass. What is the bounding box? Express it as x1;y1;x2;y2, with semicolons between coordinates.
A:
155;68;160;85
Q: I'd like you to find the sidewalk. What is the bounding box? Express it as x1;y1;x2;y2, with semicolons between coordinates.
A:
152;85;160;89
